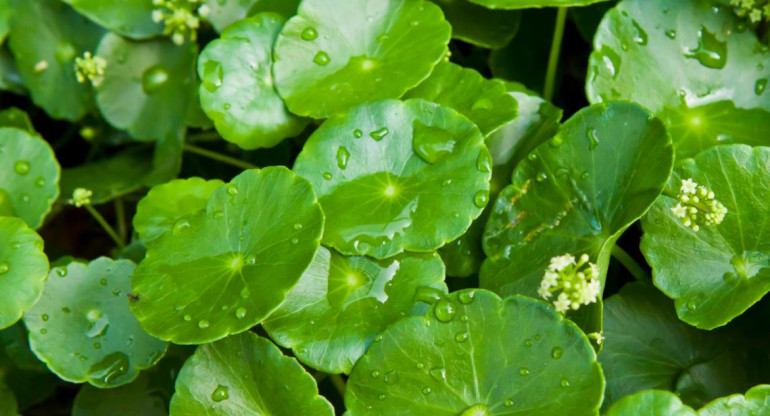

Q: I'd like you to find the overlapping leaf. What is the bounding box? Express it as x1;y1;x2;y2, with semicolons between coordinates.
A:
61;0;162;39
0;217;48;330
431;0;521;49
468;0;611;10
202;0;301;32
605;386;770;416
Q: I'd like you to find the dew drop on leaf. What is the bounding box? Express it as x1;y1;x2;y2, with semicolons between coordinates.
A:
383;370;399;384
198;320;210;329
202;61;224;92
755;79;767;96
561;378;571;387
458;291;475;304
235;308;246;319
0;261;9;275
519;367;530;376
551;347;563;360
300;27;318;41
684;25;727;69
14;161;30;175
336;146;350;169
586;127;600;150
141;65;170;94
34;177;45;187
455;331;469;343
313;51;331;66
369;127;389;141
412;121;455;164
476;151;491;173
505;399;514;407
353;129;363;138
422;387;432;395
211;385;229;402
433;298;456;323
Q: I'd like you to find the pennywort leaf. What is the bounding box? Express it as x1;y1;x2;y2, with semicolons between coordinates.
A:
61;0;163;39
0;217;48;330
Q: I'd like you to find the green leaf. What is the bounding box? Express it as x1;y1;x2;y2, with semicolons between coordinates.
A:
0;334;59;410
72;373;167;416
263;246;447;374
0;0;10;44
202;0;301;33
699;385;770;416
292;99;491;259
7;0;103;121
431;0;521;49
61;0;163;39
95;34;197;142
480;103;672;320
641;145;770;329
404;62;519;137
130;167;324;344
0;127;60;229
169;332;333;416
0;217;47;331
134;177;224;243
0;323;47;372
467;0;611;10
345;290;604;415
604;390;698;416
198;13;308;150
586;0;770;158
0;381;20;416
0;46;25;94
24;257;168;388
273;0;451;118
0;107;35;133
600;282;763;409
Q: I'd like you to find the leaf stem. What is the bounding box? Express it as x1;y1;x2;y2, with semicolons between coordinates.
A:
187;130;222;142
183;143;258;170
611;245;649;282
543;7;568;101
329;373;347;398
84;204;126;249
115;198;127;242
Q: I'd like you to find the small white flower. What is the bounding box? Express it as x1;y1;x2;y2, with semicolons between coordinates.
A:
680;178;697;195
538;286;552;300
549;254;575;272
172;32;185;45
554;293;571;313
670;203;687;218
588;332;604;345
197;4;210;18
152;9;165;23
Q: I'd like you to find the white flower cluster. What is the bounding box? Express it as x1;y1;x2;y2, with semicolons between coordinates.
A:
69;188;93;208
670;178;727;232
74;52;107;87
152;0;209;45
538;253;601;314
730;0;770;23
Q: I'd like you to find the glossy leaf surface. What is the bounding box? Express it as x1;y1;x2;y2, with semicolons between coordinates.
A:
202;0;301;32
72;373;167;416
0;217;48;330
432;0;520;49
467;0;611;9
61;0;162;39
604;390;698;416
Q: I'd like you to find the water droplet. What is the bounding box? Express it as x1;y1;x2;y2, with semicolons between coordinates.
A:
183;315;192;321
473;191;489;208
235;308;246;319
223;103;231;110
519;367;530;376
336;146;350;169
40;328;47;334
536;172;548;182
586;127;600;150
173;219;190;234
322;172;332;180
580;171;589;180
142;65;169;94
430;367;446;382
631;20;648;45
14;161;30;175
442;179;452;187
684;26;727;69
527;153;537;161
551;347;563;360
291;238;299;244
300;27;318;41
524;339;532;347
353;129;363;138
460;404;489;416
722;272;740;286
202;60;223;92
755;79;767;95
561;378;571;387
422;387;432;395
85;310;109;338
20;194;30;203
414;287;444;304
458;291;475;304
416;362;425;369
93;342;101;349
227;184;238;196
211;385;229;402
384;370;399;384
0;262;9;275
198;320;210;329
62;307;71;314
476;151;492;173
505;399;514;407
665;29;677;39
54;267;67;277
240;287;250;299
412;121;455;163
378;394;386;400
34;177;45;187
213;210;224;219
313;51;330;66
371;370;381;378
455;331;469;343
41;314;49;321
88;352;130;384
686;300;698;311
549;136;563;148
293;223;303;230
434;299;456;322
369;127;389;141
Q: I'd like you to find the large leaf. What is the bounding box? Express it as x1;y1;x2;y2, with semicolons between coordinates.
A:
263;247;447;374
130;167;324;344
586;0;770;158
404;62;519;137
432;0;521;49
699;385;770;416
480;103;672;321
24;258;167;388
61;0;163;39
293;99;491;259
0;217;48;330
604;390;698;416
0;127;60;229
600;283;765;409
169;332;333;416
7;0;103;121
273;0;451;118
95;34;197;142
641;145;770;329
202;0;301;33
467;0;611;10
198;13;308;150
345;290;604;415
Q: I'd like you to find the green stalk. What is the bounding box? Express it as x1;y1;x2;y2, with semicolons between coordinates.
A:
329;373;347;398
115;198;127;242
543;7;568;101
183;143;259;170
611;245;650;282
84;204;126;249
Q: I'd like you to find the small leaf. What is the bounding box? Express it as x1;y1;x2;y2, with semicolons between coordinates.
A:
0;217;47;331
431;0;521;49
264;246;447;374
0;127;60;228
134;177;224;243
24;257;168;388
467;0;611;10
169;332;333;416
198;13;308;150
699;385;770;416
273;0;451;118
61;0;163;39
7;0;103;121
130;167;324;344
604;390;698;416
95;34;197;142
345;290;604;415
0;107;35;133
293;99;491;259
642;145;770;329
202;0;301;33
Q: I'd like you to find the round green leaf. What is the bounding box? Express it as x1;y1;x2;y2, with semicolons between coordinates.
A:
293;99;491;259
586;0;770;158
0;217;47;330
345;290;604;415
264;246;447;374
273;0;451;118
467;0;611;9
24;257;168;388
480;103;672;311
169;332;333;416
0;107;35;133
61;0;163;39
0;381;20;416
202;0;301;33
130;167;324;344
198;13;308;150
0;127;60;229
134;177;224;243
7;0;103;121
404;62;519;137
699;385;770;416
73;373;167;416
95;34;197;142
641;145;770;329
431;0;521;49
605;390;698;416
0;0;10;44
